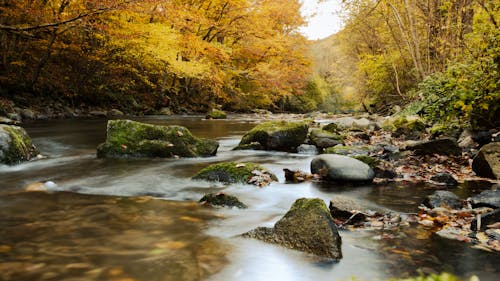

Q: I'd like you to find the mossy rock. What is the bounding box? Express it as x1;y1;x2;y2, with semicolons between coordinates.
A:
97;119;218;158
352;155;380;168
205;109;227;119
382;116;426;139
242;198;342;260
309;129;344;150
235;121;308;152
0;124;39;165
323;145;374;156
199;193;247;209
322;123;340;134
192;162;277;186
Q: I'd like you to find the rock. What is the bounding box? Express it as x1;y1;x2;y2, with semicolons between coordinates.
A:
429;173;458;186
199;193;247;209
403;138;461;156
458;129;478;148
472;142;500;179
235;121;308;152
297;144;318;155
310;154;375;182
329;196;392;226
322;123;339;134
0;124;39;165
323;145;374;156
473;130;497;146
242;198;342;260
0;117;19;125
7;113;21;122
89;110;108;117
20;109;36;120
192;162;277;186
108;109;124;117
158;107;172;115
330;116;377;130
309;129;344;150
471;209;500;231
469;190;500;209
423;190;462;209
96;119;218;158
283;168;312;183
352;155;380;169
205;109;227;119
382;116;426;139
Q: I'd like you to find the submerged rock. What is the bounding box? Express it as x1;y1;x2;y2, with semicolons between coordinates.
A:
242;198;342;260
235;121;308;152
472;142;500;179
0;124;39;165
97;119;218;158
310;154;375;183
423;190;462;209
192;162;277;187
199;193;247;209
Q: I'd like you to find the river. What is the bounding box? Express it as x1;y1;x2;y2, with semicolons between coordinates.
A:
0;115;498;281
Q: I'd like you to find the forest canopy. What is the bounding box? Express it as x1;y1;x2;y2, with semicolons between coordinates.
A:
0;0;312;112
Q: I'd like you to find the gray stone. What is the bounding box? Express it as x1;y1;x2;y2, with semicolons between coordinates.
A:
89;110;108;117
423;190;462;209
470;190;500;209
242;198;342;260
310;154;375;182
20;109;36;120
0;124;39;165
472;142;500;179
297;144;318;155
403;138;461;156
108;109;124;117
458;129;478;148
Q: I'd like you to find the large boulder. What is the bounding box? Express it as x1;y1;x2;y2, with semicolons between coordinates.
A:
235;121;308;152
242;198;342;260
97;119;218;158
0;124;39;165
472;142;500;179
192;162;277;187
309;129;344;150
403;138;461;156
310;154;375;182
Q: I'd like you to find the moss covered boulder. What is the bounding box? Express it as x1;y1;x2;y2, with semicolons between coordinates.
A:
97;119;218;158
0;124;39;165
205;109;227;119
192;162;277;186
309;129;344;150
199;193;247;209
242;198;342;260
382;116;426;139
235;121;308;152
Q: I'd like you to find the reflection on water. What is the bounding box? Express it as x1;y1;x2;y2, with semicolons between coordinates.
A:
0;192;228;281
0;116;499;281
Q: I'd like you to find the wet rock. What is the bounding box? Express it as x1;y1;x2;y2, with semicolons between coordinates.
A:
233;142;264;151
471;209;500;231
89;110;107;117
158;107;172;115
20;109;36;120
97;119;218;158
323;145;374;156
0;117;19;125
472;142;500;179
309;129;344;150
7;113;21;122
242;198;342;260
235;121;308;152
199;193;247;209
423;190;462;209
283;168;312;183
429;173;458;186
374;167;398;179
108;109;124;117
458;129;478;149
329;196;390;226
403;138;461;156
310;154;375;183
0;124;39;165
192;162;277;186
205;109;227;119
322;123;339;134
469;190;500;209
297;144;318;155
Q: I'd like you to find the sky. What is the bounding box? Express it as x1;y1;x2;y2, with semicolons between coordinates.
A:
299;0;343;40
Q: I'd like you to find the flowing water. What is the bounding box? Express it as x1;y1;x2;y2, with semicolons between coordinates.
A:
0;116;498;281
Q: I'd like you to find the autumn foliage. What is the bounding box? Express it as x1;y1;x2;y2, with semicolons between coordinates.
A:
0;0;311;112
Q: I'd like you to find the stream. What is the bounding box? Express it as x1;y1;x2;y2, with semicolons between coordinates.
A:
1;115;499;281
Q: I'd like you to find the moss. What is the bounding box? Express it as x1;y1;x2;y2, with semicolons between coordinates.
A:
383;116;426;138
192;162;277;184
309;129;344;142
97;120;218;158
237;121;308;151
352;155;380;168
1;125;38;165
289;198;329;214
322;123;340;133
199;193;247;208
205;109;227;119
